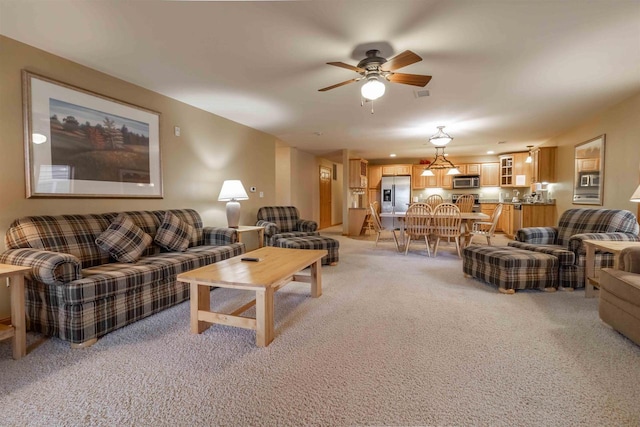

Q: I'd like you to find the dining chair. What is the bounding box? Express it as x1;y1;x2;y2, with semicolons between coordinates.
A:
432;203;463;257
469;203;503;246
424;194;444;211
403;203;432;256
369;203;400;251
455;194;475;213
363;201;378;235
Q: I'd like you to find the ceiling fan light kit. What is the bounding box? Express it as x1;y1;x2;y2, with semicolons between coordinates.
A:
361;76;386;100
319;49;432;103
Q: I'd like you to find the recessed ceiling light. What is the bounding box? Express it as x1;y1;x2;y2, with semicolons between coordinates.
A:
487;150;495;154
389;153;397;157
497;141;506;144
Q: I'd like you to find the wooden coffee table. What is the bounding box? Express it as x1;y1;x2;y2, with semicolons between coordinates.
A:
177;246;327;347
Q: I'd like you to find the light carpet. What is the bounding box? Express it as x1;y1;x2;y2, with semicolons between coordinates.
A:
1;227;639;426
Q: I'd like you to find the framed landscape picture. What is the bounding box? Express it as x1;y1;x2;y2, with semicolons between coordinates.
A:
22;71;163;198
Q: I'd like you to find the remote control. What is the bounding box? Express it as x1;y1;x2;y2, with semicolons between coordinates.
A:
241;257;260;262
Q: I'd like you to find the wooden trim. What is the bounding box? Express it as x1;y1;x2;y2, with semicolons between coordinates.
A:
0;316;10;326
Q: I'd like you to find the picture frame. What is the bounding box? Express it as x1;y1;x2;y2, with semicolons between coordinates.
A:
22;71;163;198
573;134;605;205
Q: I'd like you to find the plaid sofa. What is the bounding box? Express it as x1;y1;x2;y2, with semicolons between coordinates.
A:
508;208;639;289
0;209;244;346
256;206;319;246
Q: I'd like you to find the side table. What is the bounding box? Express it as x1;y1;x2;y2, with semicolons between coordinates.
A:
236;225;266;248
584;240;640;298
0;264;32;359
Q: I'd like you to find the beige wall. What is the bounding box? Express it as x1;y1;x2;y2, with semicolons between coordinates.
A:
545;92;640;215
0;36;279;317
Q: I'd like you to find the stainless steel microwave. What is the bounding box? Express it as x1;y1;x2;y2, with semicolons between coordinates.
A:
452;175;480;189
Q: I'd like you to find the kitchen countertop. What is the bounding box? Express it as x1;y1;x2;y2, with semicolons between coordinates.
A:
479;200;556;205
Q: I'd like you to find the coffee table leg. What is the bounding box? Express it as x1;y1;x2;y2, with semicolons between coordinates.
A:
310;260;322;298
190;282;212;333
10;274;26;360
585;243;596;298
256;288;274;347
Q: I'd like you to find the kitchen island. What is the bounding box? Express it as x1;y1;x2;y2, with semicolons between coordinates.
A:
480;201;556;238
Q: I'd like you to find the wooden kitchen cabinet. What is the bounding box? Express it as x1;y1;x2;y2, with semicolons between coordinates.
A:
500;153;531;187
499;204;513;237
440;169;453;189
367;189;379;208
522;204;556;228
348;208;368;236
531;147;557;183
412;165;427;189
463;163;481;175
382;164;412;176
480;163;500;187
349;158;368;188
512;152;532;186
499;155;514;187
368;165;382;189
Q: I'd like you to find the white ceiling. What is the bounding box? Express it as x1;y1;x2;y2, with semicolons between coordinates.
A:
1;0;639;161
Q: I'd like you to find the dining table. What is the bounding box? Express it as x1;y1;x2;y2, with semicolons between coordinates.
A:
380;211;490;249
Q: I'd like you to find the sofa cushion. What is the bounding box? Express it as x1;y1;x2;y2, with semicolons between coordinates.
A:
154;212;193;252
557;209;640;246
508;241;575;266
153;209;203;247
95;214;153;263
5;213;112;268
68;243;245;304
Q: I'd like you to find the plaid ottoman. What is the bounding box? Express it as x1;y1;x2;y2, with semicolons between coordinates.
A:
275;236;339;266
462;246;558;294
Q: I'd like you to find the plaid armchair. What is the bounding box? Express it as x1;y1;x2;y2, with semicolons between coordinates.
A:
256;206;319;246
508;208;640;289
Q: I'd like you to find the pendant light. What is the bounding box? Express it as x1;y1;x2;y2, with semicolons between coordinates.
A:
525;145;534;163
429;126;453;146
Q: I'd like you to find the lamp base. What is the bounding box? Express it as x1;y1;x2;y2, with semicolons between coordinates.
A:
226;200;241;228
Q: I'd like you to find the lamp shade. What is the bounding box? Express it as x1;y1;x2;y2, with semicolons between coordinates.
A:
218;180;249;201
361;78;385;100
429;126;453;146
630;184;640;202
421;169;435;177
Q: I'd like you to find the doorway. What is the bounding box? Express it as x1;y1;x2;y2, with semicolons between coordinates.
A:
319;166;332;229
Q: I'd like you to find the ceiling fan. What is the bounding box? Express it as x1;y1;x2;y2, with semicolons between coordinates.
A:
318;49;432;101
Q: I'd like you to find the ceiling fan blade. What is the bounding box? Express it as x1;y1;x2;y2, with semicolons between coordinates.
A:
379;50;422;71
327;62;365;73
387;73;432;87
318;78;359;92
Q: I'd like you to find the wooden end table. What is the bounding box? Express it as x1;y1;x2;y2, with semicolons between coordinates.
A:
0;264;32;359
583;240;640;298
236;225;266;248
177;246;326;347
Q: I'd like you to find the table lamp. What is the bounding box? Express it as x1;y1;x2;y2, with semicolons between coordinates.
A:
218;180;249;228
630;184;640;202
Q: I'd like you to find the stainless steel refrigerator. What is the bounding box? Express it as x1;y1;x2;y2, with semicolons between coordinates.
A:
380;175;411;230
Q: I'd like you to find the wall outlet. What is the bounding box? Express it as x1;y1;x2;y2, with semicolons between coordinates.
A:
174;126;181;137
259;191;264;198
